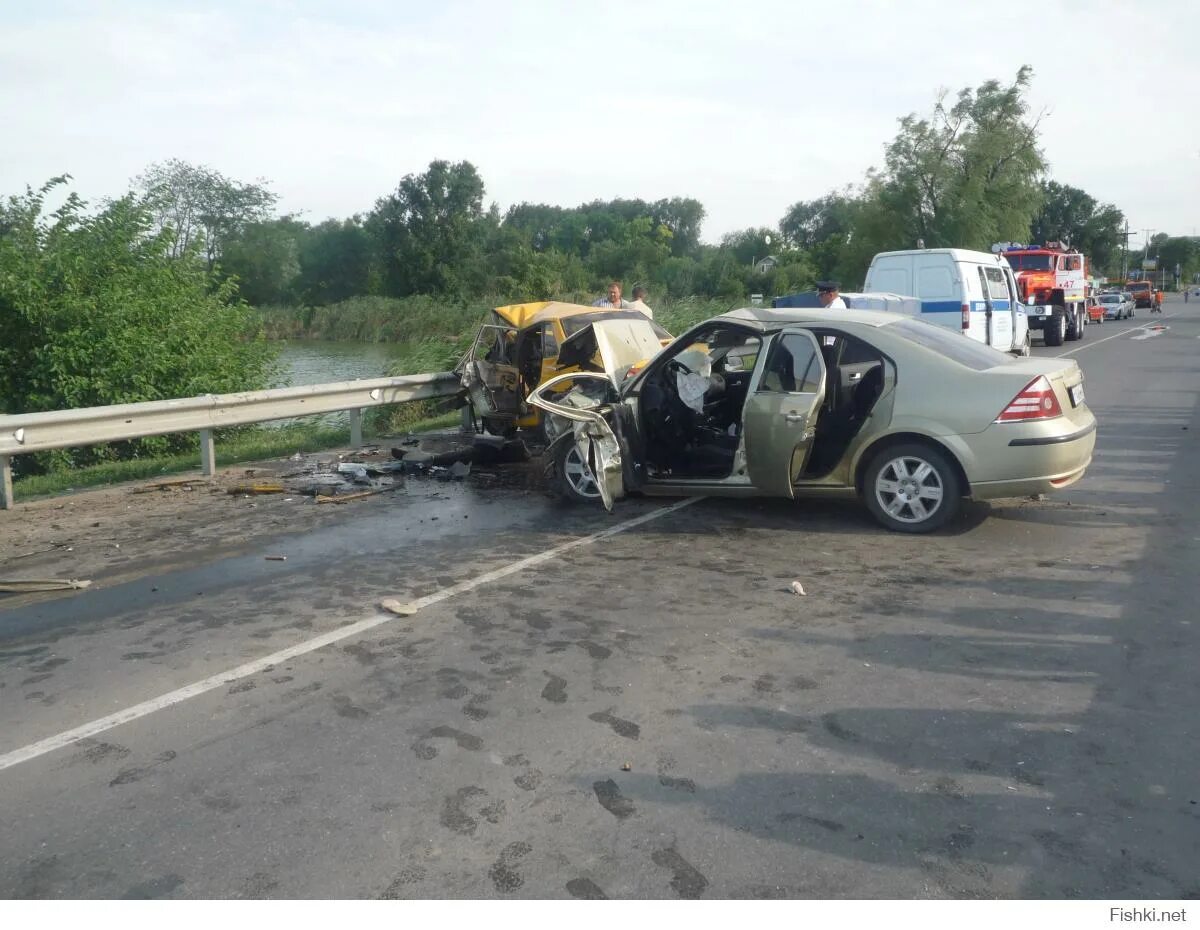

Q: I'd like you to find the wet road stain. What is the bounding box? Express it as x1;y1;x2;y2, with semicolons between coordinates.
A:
658;775;696;793
488;841;532;893
440;786;505;835
514;769;543;791
428;726;483;750
441;683;469;700
238;872;279;899
753;675;779;694
566;877;608;899
331;695;369;719
547;640;612;660
588;710;640;740
228;680;256;694
120;873;184;899
199;792;241;813
109;750;177;787
821;713;861;742
380;865;427;898
778;812;845;832
541;673;568;703
593;779;636;819
652;847;708;899
463;693;490;720
69;739;131;766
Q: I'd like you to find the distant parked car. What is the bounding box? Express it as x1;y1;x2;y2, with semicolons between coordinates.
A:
1098;292;1131;320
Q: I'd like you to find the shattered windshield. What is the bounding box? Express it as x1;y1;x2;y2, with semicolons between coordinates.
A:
1006;254;1053;271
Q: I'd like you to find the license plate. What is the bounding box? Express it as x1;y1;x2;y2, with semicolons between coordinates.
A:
1069;383;1085;407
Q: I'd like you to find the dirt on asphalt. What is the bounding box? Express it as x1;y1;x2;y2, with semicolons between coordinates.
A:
0;431;549;607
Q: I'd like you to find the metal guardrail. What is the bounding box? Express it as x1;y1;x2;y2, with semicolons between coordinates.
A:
0;373;462;510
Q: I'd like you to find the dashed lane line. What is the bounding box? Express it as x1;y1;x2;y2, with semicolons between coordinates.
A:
0;497;700;773
1054;313;1183;357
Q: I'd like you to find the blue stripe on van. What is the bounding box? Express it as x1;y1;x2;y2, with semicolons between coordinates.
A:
921;299;1013;313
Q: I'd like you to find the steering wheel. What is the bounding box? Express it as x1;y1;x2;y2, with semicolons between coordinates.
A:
668;358;696;376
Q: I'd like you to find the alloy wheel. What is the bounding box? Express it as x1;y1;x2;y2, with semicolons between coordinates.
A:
873;455;945;524
562;444;602;499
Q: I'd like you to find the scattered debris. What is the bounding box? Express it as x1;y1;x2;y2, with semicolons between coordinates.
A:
315;488;390;505
132;478;205;494
790;581;807;596
620;762;632;772
0;578;93;593
226;482;286;495
380;598;418;616
264;555;288;561
337;463;371;483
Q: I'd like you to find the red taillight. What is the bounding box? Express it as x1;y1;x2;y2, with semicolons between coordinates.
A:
961;303;970;330
996;376;1063;422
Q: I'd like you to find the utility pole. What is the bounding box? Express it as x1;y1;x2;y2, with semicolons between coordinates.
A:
1118;219;1134;281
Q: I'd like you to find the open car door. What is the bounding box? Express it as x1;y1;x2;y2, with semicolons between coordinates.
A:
527;372;626;511
459;324;522;419
741;328;826;498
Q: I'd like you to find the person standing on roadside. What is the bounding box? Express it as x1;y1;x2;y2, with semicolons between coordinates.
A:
629;285;654;318
593;281;632;309
816;280;847;309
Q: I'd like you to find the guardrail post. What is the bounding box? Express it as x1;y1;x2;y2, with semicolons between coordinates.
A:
199;429;216;476
348;409;363;448
0;455;12;511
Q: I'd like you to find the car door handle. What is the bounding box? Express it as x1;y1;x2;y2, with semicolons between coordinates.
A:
849;372;863;381
784;413;807;424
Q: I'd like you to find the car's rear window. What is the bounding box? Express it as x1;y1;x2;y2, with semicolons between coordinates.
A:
886;319;1014;370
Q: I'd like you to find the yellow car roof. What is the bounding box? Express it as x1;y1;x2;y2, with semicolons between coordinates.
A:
493;301;614;329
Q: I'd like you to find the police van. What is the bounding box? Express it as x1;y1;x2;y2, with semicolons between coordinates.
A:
862;248;1031;355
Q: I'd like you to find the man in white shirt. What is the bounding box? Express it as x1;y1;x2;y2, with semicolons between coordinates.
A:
628;285;654;319
817;281;847;309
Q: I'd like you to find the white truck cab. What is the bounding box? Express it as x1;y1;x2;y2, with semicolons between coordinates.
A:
863;248;1031;355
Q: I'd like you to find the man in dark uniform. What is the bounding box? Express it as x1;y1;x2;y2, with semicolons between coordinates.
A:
817;281;847;309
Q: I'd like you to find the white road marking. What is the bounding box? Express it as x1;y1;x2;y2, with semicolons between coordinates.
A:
1055;313;1182;357
0;497;700;773
1131;325;1169;341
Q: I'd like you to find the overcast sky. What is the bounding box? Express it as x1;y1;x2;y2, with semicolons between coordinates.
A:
2;0;1197;249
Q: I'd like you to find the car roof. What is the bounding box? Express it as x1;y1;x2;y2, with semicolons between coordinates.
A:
870;247;1002;264
492;301;614;328
719;306;905;329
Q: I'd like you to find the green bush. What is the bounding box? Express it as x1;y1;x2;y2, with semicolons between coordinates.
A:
0;178;277;474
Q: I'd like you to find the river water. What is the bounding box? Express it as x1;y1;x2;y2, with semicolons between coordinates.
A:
273;340;413;429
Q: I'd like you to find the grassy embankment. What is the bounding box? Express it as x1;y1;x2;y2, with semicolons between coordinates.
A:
10;294;736;502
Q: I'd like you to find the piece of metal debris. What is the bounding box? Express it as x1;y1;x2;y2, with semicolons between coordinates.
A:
226;482;285;495
264;555;287;561
790;581;807;596
0;578;93;593
380;598;418;616
620;762;632;772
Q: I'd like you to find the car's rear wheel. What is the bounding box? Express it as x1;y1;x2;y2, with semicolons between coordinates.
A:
554;438;603;504
863;442;962;533
1043;311;1067;347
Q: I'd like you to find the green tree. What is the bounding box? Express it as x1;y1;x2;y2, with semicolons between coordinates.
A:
0;178;276;469
295;217;375;305
1029;181;1125;274
135;159;278;271
219;216;306;306
369;160;493;297
870;66;1046;251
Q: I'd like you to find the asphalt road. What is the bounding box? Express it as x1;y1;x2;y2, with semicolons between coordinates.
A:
1;298;1197;899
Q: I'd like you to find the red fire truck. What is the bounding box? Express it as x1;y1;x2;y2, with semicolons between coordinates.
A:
1001;242;1090;347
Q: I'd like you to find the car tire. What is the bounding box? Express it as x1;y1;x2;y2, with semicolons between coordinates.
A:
1044;312;1066;347
1017;330;1032;356
862;442;962;533
553;437;603;505
1075;310;1085;340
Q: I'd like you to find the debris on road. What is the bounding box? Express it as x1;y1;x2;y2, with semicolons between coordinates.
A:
380;598;418;616
264;555;287;561
0;578;93;593
620;762;632;772
315;488;391;505
790;581;807;596
132;478;204;494
226;482;286;495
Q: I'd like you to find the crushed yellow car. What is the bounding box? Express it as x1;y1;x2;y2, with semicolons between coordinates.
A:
456;301;671;436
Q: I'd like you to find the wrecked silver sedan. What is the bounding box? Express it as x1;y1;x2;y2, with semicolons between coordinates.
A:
529;307;1096;533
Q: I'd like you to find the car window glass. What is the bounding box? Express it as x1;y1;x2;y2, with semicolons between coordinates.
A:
760;333;821;393
984;267;1009;301
541;324;559;358
475;325;517;365
887;319;1013;370
834;334;880;365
